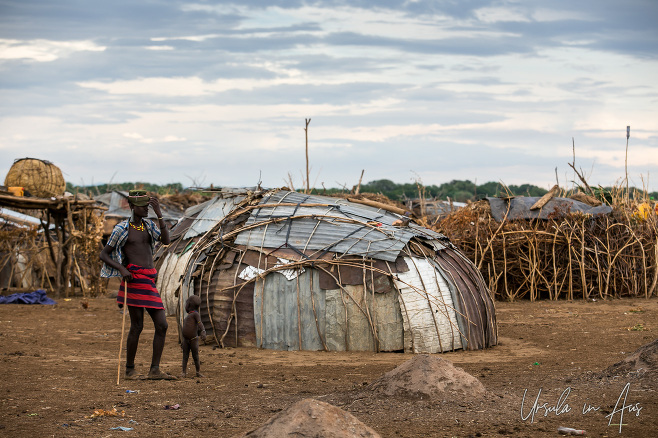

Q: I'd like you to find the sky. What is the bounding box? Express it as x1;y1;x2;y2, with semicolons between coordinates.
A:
0;1;657;192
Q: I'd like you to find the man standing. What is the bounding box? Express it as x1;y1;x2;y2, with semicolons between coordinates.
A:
100;190;175;380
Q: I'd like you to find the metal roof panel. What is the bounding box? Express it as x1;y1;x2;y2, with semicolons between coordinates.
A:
235;191;446;262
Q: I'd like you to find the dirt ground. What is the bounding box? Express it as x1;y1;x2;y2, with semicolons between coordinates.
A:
1;295;656;438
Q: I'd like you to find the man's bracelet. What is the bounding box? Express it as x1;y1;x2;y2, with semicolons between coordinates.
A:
157;217;163;220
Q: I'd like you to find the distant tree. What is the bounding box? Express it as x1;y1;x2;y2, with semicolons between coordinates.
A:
452;190;474;202
361;179;399;194
66;182;185;196
477;181;503;198
509;184;547;197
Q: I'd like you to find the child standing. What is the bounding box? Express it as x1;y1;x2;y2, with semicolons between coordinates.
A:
181;295;207;378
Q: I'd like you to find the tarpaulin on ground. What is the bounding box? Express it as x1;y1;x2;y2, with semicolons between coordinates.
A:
0;289;57;305
486;196;613;222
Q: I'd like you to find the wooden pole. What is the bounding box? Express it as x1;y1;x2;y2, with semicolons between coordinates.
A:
117;288;128;385
305;118;311;194
625;126;630;203
346;197;408;216
355;169;364;195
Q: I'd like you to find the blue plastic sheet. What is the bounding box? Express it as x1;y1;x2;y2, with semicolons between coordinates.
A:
0;289;57;305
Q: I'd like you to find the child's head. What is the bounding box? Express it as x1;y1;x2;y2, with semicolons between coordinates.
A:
185;295;202;313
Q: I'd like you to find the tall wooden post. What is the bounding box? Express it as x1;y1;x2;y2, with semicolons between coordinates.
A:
305;118;311;194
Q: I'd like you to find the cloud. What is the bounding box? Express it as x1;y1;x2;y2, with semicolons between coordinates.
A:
0;39;105;62
0;0;657;192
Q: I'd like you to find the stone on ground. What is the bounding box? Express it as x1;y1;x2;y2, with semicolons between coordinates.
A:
237;398;381;438
368;354;486;400
602;338;658;379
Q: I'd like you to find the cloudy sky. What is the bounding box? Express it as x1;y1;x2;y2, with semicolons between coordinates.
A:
1;1;656;192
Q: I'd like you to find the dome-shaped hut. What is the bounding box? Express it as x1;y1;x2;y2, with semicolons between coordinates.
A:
155;188;497;353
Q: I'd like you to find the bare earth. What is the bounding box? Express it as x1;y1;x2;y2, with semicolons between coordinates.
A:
1;296;656;438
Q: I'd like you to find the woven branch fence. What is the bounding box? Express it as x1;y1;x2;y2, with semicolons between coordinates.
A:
434;200;657;301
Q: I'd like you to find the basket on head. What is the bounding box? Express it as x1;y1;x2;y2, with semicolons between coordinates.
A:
4;158;66;198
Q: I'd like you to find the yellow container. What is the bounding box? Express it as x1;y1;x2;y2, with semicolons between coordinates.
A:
7;186;24;197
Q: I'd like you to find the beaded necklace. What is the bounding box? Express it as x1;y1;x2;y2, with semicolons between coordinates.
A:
129;220;145;231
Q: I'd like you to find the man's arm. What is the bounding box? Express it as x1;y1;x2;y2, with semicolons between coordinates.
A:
149;197;171;245
99;245;132;282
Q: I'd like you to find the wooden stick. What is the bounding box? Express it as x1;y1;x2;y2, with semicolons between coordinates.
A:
117;288;128;385
568;162;596;198
346;197;408;216
625;128;630;203
296;275;302;350
530;184;559;210
305;118;311;194
355;169;364;195
649;237;658;297
579;219;587;300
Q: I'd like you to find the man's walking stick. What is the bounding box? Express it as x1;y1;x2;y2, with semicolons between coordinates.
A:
117;286;128;385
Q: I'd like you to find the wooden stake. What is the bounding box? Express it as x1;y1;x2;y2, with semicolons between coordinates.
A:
116;289;128;385
625;126;630;203
346;197;408;215
305;118;311;194
355;169;364;195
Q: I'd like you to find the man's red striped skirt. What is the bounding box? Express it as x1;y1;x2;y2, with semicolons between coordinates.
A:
117;264;164;309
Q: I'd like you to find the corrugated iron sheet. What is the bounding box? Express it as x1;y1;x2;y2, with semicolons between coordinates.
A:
324;283;403;352
183;195;244;240
254;269;325;351
235;191;447;262
394;256;462;353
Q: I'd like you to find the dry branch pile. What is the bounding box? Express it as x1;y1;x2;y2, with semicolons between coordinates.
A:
158;192;209;212
0;203;106;297
0;227;49;290
435;199;658;301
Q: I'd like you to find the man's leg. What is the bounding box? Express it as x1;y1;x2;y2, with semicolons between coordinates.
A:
126;306;144;377
145;307;168;372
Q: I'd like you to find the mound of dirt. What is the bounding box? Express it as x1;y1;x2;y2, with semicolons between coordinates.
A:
367;354;486;400
237;398;381;438
601;338;658;379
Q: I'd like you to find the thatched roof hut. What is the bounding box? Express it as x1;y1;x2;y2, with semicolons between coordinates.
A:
155;188;497;353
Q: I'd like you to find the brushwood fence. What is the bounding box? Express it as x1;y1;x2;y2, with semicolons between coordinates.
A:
436;201;657;301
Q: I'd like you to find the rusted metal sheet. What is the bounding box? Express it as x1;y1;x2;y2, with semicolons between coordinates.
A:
196;262;256;348
253;269;326;351
394;256;463;353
